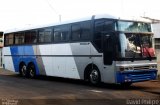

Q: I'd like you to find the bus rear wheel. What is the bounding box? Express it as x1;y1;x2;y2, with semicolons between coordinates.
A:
28;63;36;78
89;68;101;85
19;63;28;77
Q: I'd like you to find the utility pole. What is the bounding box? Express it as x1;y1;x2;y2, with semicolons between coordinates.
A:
45;0;61;22
59;15;61;22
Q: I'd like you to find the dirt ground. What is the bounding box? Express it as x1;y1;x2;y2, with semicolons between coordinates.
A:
0;69;159;105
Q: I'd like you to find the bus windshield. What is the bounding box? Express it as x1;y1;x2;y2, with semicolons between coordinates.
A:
117;21;155;61
119;33;155;58
117;21;151;32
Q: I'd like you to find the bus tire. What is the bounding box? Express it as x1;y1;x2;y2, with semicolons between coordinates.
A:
28;63;36;78
88;67;101;85
19;63;28;77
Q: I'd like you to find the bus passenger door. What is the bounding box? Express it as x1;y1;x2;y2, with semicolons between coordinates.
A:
103;33;114;65
102;32;116;83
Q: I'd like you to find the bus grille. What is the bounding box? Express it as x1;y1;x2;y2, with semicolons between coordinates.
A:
133;66;150;70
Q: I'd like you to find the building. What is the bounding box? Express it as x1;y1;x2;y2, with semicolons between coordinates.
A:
152;23;160;78
0;32;3;67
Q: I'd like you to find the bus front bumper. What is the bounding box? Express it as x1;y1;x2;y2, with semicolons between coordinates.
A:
116;69;157;83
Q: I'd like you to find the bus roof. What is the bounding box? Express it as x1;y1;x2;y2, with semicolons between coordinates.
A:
4;14;118;34
4;14;151;34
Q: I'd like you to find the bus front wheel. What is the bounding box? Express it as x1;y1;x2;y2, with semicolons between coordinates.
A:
89;68;101;85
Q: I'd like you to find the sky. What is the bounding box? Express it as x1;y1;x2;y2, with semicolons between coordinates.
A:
0;0;160;31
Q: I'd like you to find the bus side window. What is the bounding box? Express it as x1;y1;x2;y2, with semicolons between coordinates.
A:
54;25;69;42
44;29;52;43
38;29;44;43
5;33;14;46
54;30;61;42
81;21;91;40
71;24;81;41
39;29;52;43
25;30;37;44
61;26;69;41
61;31;68;41
94;19;115;52
15;32;25;44
94;20;104;51
31;31;37;43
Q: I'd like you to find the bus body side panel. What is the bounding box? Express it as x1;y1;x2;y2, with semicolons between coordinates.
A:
35;46;46;75
90;43;116;83
36;42;116;82
37;43;81;79
52;44;70;77
3;47;15;72
69;41;116;83
10;46;24;72
102;62;116;83
6;45;40;75
38;44;53;76
53;43;80;79
69;42;92;79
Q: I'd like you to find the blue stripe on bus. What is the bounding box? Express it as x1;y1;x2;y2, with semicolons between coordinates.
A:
116;69;157;83
10;46;40;75
10;46;22;72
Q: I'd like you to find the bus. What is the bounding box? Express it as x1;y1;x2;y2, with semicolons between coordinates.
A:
3;15;157;86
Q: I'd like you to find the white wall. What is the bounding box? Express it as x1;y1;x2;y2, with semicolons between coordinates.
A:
155;49;160;77
152;23;160;78
152;23;160;77
0;48;2;68
152;23;160;38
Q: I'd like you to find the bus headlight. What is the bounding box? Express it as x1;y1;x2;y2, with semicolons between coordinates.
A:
150;65;157;69
119;67;128;71
120;67;125;71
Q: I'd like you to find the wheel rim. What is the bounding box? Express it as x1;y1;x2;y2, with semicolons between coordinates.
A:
21;65;27;76
29;65;35;78
89;69;99;84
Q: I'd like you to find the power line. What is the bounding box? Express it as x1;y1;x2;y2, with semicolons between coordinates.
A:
142;16;160;23
44;0;61;22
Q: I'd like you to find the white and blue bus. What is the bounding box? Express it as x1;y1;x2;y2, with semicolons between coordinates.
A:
3;15;157;86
